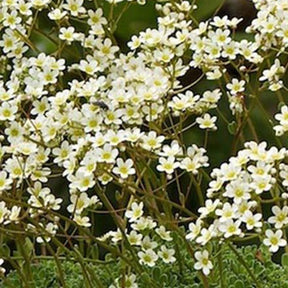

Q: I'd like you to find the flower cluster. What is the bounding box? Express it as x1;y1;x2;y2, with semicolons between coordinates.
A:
246;0;288;91
0;0;216;236
187;142;288;256
274;105;288;136
100;201;176;268
248;0;288;51
188;15;262;80
0;0;288;283
109;273;138;288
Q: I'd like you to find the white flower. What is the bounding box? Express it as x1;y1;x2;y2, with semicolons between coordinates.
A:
110;274;138;288
48;8;67;20
158;245;176;264
63;0;86;16
110;229;123;243
31;0;51;9
0;258;5;274
222;42;238;59
16;141;38;155
241;210;262;230
80;155;97;174
31;97;50;115
219;219;242;238
128;35;141;50
3;9;21;29
198;199;220;218
59;27;77;43
275;105;288;125
95;38;119;59
138;249;158;267
215;202;238;222
156;156;179;174
180;157;199;174
155;225;172;241
0;201;9;224
141;236;158;250
224;180;251;204
226;78;245;95
5;121;24;143
73;215;91;227
186;219;202;241
268;206;288;229
127;230;143;246
5;157;24;179
0;102;17;121
87;9;107;27
196;114;217;130
219;162;241;181
125;202;144;222
131;217;156;231
97;144;119;163
68;169;95;192
0;171;12;192
194;250;213;275
112;158;135;179
79;58;99;75
250;175;272;194
7;206;21;223
141;131;165;151
206;67;224;80
17;0;33;16
196;226;216;246
237;200;257;217
52;141;73;164
259;59;284;82
158;140;183;157
263;229;287;253
36;222;58;243
67;193;93;214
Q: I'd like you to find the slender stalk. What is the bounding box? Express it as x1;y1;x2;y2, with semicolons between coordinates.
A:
190;174;204;206
3;255;115;264
217;246;224;288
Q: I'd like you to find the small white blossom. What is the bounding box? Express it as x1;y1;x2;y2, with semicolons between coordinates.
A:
263;229;287;253
194;250;213;276
196;114;217;130
125;202;144;222
158;245;176;264
112;158;135;179
138;249;158;267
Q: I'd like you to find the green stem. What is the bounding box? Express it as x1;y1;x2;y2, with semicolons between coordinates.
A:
217;246;224;288
16;236;34;288
96;189;143;274
190;174;204;206
3;255;115;264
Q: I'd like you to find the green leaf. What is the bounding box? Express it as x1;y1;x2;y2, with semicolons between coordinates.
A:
234;280;245;288
278;101;285;110
24;237;34;256
281;253;288;267
152;267;160;280
87;244;99;259
179;192;185;206
160;273;168;283
228;121;237;135
0;243;10;257
141;272;150;283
